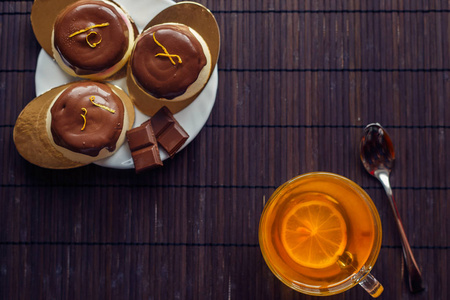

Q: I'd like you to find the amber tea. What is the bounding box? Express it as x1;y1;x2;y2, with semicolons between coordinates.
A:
259;172;383;297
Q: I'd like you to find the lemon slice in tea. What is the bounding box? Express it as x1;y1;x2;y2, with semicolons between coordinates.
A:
281;199;348;269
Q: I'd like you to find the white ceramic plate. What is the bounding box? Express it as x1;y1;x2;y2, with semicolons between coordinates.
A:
35;0;218;169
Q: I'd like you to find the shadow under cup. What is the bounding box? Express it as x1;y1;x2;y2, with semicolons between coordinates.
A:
259;172;383;297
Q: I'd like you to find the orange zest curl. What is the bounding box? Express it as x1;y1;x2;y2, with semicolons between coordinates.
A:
153;33;182;65
89;96;116;113
69;22;109;48
80;108;88;131
69;22;110;38
86;31;102;48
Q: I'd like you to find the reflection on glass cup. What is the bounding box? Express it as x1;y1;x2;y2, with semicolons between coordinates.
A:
259;172;383;297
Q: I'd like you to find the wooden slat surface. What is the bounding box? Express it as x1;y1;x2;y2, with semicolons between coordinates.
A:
1;0;449;299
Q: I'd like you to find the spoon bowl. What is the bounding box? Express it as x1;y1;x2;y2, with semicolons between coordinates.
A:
360;123;395;176
360;123;425;293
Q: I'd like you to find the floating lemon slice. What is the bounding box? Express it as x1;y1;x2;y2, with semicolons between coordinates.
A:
281;199;348;269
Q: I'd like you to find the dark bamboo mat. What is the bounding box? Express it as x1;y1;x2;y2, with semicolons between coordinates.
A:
1;0;449;299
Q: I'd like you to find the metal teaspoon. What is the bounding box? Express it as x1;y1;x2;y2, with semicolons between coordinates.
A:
360;123;425;293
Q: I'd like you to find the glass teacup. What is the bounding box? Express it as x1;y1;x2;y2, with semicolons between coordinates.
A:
259;172;383;297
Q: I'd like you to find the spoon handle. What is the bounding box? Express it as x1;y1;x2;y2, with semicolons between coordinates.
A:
376;171;425;293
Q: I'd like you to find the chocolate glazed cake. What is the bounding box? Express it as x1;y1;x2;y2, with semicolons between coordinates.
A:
47;81;129;163
129;22;212;108
52;0;135;80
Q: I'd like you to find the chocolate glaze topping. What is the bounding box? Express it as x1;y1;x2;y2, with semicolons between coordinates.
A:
53;0;130;75
131;24;207;99
50;82;125;156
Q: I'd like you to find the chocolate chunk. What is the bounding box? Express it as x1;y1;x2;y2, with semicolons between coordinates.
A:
130;146;163;173
151;107;189;157
126;122;156;152
126;122;162;173
157;123;189;157
150;106;174;138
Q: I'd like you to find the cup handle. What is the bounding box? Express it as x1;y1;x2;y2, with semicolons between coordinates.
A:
358;273;384;298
